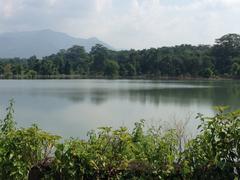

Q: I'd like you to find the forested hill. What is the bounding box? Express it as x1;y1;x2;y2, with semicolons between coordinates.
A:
0;33;240;79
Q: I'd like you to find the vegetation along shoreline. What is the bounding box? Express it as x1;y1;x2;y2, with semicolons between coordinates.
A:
0;101;239;179
1;34;240;80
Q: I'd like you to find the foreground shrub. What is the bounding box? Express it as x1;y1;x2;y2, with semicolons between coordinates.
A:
0;101;239;179
0;100;60;180
183;107;240;179
53;121;180;179
54;126;134;179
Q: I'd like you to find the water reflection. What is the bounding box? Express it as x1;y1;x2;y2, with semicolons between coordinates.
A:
0;80;239;138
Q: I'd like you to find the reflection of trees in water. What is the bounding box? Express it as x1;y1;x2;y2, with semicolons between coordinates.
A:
68;96;85;103
53;89;109;105
90;95;107;105
20;81;240;109
124;85;240;109
124;88;212;106
57;86;240;111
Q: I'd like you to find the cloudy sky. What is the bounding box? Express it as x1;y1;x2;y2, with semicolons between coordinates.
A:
0;0;240;49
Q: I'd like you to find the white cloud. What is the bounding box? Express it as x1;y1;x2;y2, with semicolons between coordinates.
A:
218;0;240;6
0;0;240;49
95;0;112;12
47;0;57;7
2;0;14;17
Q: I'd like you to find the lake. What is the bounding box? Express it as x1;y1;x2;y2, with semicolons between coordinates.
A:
0;79;239;138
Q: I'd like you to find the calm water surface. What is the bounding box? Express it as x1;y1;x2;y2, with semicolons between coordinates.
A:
0;79;239;138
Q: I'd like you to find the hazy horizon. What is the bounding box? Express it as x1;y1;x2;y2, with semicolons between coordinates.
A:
0;28;220;51
0;0;240;50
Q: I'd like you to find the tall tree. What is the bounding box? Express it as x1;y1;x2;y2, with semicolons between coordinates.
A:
90;44;108;75
3;64;13;78
212;34;240;74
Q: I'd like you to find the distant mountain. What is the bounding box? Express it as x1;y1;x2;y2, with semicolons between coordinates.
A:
0;29;113;58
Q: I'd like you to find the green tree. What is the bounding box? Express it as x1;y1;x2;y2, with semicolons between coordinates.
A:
65;46;90;74
213;34;240;74
3;64;13;78
27;56;40;72
231;62;240;76
25;70;37;79
200;68;213;78
90;44;108;75
104;60;119;77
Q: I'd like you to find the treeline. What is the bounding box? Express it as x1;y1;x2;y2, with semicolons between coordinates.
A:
1;33;240;79
0;101;239;179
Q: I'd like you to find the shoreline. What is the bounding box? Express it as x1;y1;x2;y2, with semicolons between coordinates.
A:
0;74;239;80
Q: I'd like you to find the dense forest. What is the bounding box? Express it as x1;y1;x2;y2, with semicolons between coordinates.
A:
0;33;240;79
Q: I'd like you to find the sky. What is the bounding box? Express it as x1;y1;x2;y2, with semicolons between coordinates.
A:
0;0;240;49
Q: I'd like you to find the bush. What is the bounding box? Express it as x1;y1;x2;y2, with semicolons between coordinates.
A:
200;68;213;78
183;107;240;179
0;100;60;179
0;101;239;179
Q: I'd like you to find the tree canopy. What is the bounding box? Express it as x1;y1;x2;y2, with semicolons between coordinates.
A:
1;34;240;79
